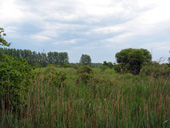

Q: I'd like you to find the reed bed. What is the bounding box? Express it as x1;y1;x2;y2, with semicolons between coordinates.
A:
1;68;170;128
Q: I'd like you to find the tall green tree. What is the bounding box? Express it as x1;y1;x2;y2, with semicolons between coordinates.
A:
0;47;69;67
115;48;152;74
0;28;10;47
80;54;91;65
58;52;69;65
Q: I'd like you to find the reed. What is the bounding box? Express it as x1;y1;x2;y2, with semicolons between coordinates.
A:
0;67;169;128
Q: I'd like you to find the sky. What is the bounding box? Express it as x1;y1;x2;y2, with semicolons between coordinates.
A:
0;0;170;63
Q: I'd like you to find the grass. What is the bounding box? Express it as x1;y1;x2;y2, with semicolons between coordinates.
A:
0;67;170;128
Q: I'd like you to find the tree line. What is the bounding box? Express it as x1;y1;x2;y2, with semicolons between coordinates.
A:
0;48;69;67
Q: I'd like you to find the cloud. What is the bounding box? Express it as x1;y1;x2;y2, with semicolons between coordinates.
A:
141;42;170;51
105;32;134;43
31;35;51;42
52;39;81;45
0;0;23;26
137;0;170;24
88;26;124;34
1;0;170;62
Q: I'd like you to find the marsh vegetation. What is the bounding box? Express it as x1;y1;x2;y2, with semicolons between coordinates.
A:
0;64;170;128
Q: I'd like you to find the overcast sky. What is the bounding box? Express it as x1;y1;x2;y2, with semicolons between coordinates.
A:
1;0;170;63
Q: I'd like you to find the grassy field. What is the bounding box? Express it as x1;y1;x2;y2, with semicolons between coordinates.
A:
1;66;170;128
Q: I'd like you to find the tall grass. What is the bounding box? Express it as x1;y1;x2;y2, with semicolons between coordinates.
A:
1;67;170;128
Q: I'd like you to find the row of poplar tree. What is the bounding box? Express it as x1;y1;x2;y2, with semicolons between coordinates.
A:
0;48;69;67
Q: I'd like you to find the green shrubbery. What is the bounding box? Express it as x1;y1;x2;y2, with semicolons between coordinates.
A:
140;62;170;78
62;63;70;68
43;64;67;88
76;66;93;84
0;53;34;111
100;65;108;72
114;63;129;74
115;48;152;74
100;61;114;72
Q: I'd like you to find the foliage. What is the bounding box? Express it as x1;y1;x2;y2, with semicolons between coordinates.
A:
0;48;69;67
1;67;170;127
100;65;108;72
114;63;129;74
43;64;67;88
140;62;170;78
107;62;114;69
47;51;69;65
100;61;114;72
72;64;79;69
0;53;34;111
0;28;10;47
80;54;91;65
115;48;152;74
62;63;70;68
103;61;108;66
102;61;114;69
77;66;93;84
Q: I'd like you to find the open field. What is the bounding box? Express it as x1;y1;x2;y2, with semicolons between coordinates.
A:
1;67;170;128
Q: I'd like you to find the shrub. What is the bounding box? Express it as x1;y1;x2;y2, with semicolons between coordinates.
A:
165;67;170;76
140;62;170;78
0;53;34;111
73;64;79;69
107;62;114;69
102;61;113;69
62;63;70;68
100;65;108;72
115;48;152;74
43;64;67;88
76;66;93;84
114;63;129;74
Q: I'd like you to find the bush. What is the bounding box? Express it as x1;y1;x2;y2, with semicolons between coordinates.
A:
115;48;152;74
107;62;114;69
62;63;70;68
102;61;113;69
0;53;34;111
140;62;170;78
78;65;93;74
100;65;108;72
114;63;129;74
73;64;79;69
76;66;93;84
165;67;170;75
43;64;67;88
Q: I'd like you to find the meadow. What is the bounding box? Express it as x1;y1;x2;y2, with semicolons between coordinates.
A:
0;66;170;128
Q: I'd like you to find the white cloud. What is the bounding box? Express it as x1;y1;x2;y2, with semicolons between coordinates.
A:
88;26;124;34
105;32;135;43
141;42;170;51
52;39;80;45
31;35;51;42
4;26;20;38
137;0;170;24
0;0;23;25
